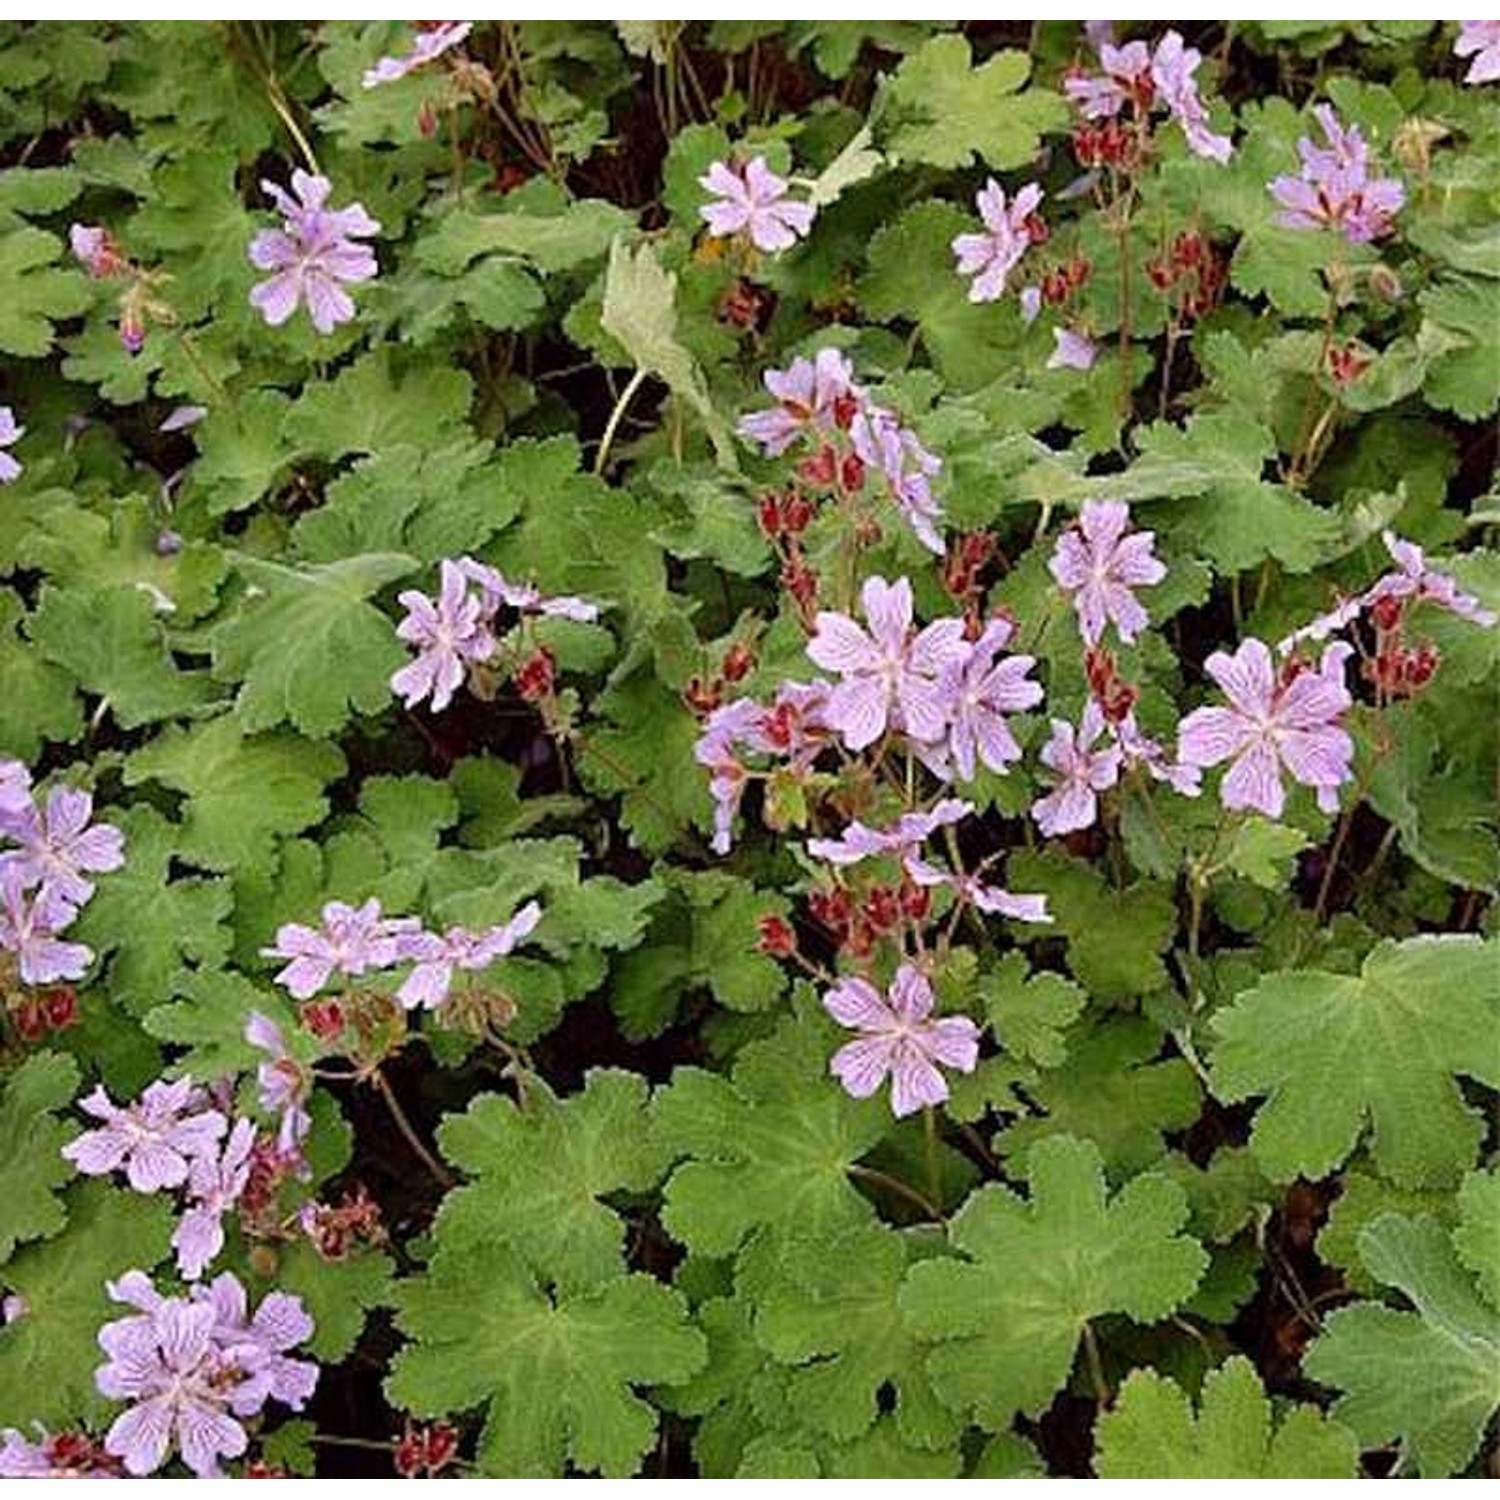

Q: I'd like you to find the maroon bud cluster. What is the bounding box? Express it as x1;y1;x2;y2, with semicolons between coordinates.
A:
513;647;556;703
1073;119;1142;170
943;531;997;603
756;913;797;956
1146;230;1227;319
1366;640;1439;698
395;1423;460;1479
301;997;345;1042
304;1184;386;1261
11;985;79;1042
1085;645;1139;724
758;490;815;538
718;278;777;333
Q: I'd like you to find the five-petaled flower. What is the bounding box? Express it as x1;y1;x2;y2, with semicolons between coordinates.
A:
823;963;980;1116
390;558;498;712
807;576;969;750
1032;701;1123;836
1270;105;1404;244
262;897;419;999
952;180;1044;303
396;901;543;1010
698;156;814;254
248;170;380;333
935;617;1042;781
1049;500;1167;646
1177;638;1354;819
63;1077;226;1195
0;784;124;906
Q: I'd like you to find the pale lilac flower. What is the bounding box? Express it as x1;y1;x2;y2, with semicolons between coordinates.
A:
245;1012;312;1157
850;407;946;555
172;1119;257;1281
1270;107;1404;244
192;1272;318;1411
695;683;835;855
159;405;208;434
808;798;973;868
1049;500;1166;646
807;576;969;750
0;759;31;830
1177;638;1354;819
903;857;1051;923
952;180;1044;303
1364;531;1498;627
0;867;91;985
1083;19;1116;51
1455;20;1500;84
1065;39;1152;118
1020;284;1043;323
455;557;599;622
738;348;858;456
62;1078;226;1194
390;559;497;713
70;223;128;278
698;156;815;253
248;170;380;334
0;1426;118;1478
396;900;543;1010
1151;31;1233;163
262;898;420;1000
1113;712;1202;795
362;20;472;87
1047;327;1098;371
0;784;124;905
824;963;980;1117
0;407;23;485
96;1287;254;1476
1;1294;26;1324
693;699;763;856
1032;701;1123;836
938;617;1042;781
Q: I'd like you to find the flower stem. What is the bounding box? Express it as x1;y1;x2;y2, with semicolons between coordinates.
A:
594;367;649;475
370;1068;455;1188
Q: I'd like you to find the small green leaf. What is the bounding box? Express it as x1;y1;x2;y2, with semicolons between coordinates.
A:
0;1051;81;1263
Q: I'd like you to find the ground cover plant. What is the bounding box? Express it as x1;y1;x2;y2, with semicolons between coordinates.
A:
0;17;1496;1480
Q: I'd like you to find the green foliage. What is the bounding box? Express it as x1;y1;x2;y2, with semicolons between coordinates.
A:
899;1135;1206;1428
1210;935;1500;1186
1095;1356;1361;1478
1305;1208;1500;1476
0;1182;171;1428
0;1051;80;1262
434;1070;669;1293
387;1241;706;1477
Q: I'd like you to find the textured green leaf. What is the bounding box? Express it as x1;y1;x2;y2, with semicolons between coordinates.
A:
979;952;1087;1067
435;1070;669;1293
211;552;413;736
0;1051;80;1263
1096;1356;1360;1478
387;1242;706;1477
1210;935;1500;1186
883;38;1066;170
125;716;345;875
655;1004;886;1257
73;805;233;1016
899;1134;1206;1428
1305;1210;1500;1477
0;226;90;355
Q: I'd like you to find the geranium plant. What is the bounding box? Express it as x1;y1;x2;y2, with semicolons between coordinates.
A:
0;17;1496;1480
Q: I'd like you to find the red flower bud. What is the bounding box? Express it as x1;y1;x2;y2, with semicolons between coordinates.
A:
781;494;815;534
513;648;556;703
797;445;838;487
301;999;345;1042
757;914;797;956
839;453;866;493
721;642;755;683
864;885;901;932
758;494;783;537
